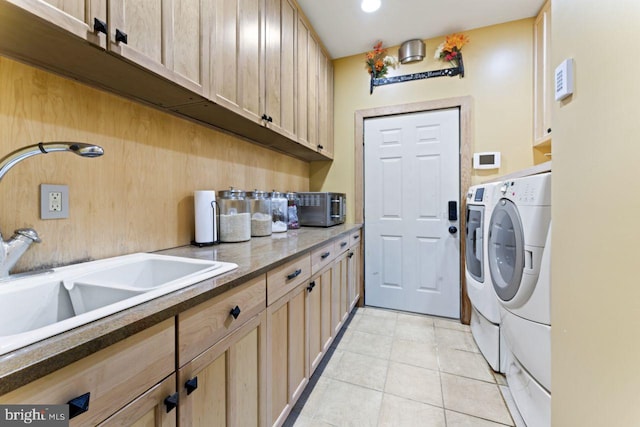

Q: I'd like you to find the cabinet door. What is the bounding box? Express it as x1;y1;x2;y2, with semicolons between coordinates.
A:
264;0;296;140
109;0;207;95
347;243;361;311
295;16;310;148
211;0;264;123
0;320;175;426
178;312;267;427
306;32;319;149
533;0;551;147
98;374;177;427
9;0;108;49
308;266;332;375
266;284;308;427
317;49;334;158
331;251;348;335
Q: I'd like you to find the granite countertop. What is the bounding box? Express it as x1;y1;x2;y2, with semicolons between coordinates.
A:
0;224;362;395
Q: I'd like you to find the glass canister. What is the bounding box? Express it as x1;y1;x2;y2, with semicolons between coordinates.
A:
270;191;288;233
286;192;300;229
217;188;251;242
247;190;272;237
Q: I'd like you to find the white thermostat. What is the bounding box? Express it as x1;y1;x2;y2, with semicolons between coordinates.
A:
555;58;574;101
473;152;501;170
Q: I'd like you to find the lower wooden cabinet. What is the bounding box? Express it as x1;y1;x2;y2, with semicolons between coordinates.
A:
99;374;177;427
308;265;333;375
178;312;267;427
0;319;175;426
332;250;349;336
266;283;308;426
347;242;362;312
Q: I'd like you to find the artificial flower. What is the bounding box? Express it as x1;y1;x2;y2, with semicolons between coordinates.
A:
365;41;399;78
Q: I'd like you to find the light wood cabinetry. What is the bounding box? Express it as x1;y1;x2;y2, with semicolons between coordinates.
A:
266;282;308;427
0;0;333;161
178;275;267;366
264;0;297;140
266;254;311;304
0;319;176;426
307;265;333;375
332;249;349;335
4;0;108;48
347;231;362;311
178;312;267;427
317;49;334;158
109;0;209;95
210;0;263;122
99;374;177;427
534;0;552;157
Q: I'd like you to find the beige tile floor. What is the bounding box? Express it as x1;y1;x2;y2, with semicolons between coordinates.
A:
284;307;522;427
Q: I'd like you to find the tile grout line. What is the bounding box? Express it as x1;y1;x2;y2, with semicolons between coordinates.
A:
435;321;450;427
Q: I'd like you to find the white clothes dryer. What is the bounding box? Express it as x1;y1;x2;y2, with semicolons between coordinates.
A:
487;172;551;427
465;182;505;372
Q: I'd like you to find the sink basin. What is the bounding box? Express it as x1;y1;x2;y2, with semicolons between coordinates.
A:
0;253;237;355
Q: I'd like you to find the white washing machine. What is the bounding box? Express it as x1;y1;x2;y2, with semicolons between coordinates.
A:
465;182;506;372
487;172;551;427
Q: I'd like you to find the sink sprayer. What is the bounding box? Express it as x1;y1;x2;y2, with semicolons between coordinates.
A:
0;142;105;277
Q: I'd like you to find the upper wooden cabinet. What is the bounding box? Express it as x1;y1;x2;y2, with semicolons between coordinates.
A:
533;0;552;150
0;0;333;161
5;0;108;49
109;0;208;95
264;0;297;140
210;0;263;123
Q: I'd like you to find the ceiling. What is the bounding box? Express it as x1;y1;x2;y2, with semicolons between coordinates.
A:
296;0;546;59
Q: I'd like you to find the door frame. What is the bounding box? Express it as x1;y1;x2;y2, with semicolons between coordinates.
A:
354;96;473;323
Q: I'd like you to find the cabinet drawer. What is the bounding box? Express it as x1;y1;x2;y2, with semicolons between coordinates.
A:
267;254;311;305
0;319;175;426
334;235;350;254
178;275;266;366
350;230;361;248
311;242;335;275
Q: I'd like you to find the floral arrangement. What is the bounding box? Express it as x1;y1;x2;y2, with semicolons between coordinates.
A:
434;33;469;64
365;41;399;79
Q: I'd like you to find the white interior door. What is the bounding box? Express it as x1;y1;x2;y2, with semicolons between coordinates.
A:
364;108;460;318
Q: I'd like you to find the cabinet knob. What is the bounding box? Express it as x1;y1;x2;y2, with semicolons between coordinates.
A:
348;251;354;259
268;115;273;122
115;29;128;44
317;144;324;150
230;305;241;319
261;113;268;121
185;377;198;395
547;128;552;134
163;393;179;413
307;281;316;292
340;242;347;248
68;392;90;419
287;269;302;280
321;251;331;259
93;18;107;35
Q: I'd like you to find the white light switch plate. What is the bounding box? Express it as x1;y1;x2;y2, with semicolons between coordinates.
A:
41;184;69;219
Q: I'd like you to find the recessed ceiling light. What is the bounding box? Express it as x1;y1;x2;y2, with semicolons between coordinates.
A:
361;0;381;13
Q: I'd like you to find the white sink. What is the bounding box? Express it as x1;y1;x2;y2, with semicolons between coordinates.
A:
0;253;237;355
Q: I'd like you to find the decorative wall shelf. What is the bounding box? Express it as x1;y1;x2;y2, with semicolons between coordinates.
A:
370;53;465;94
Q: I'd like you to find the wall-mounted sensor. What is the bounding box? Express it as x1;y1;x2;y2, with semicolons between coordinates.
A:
473;152;501;170
555;58;574;101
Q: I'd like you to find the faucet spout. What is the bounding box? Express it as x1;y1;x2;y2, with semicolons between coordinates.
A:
0;228;41;278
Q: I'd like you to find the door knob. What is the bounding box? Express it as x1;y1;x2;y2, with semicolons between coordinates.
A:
448;226;458;234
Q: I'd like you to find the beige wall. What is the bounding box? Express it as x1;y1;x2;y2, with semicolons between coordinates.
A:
552;1;640;425
0;56;309;272
311;18;536;222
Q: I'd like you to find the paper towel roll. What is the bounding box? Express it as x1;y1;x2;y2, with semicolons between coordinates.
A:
194;190;217;244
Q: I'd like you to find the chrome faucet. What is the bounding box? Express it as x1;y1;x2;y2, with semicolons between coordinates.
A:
0;142;104;277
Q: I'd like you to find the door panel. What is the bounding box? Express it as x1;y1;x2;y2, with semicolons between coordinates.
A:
365;108;460;317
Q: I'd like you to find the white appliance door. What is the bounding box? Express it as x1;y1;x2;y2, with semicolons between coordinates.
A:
488;199;525;302
364;108;460;318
